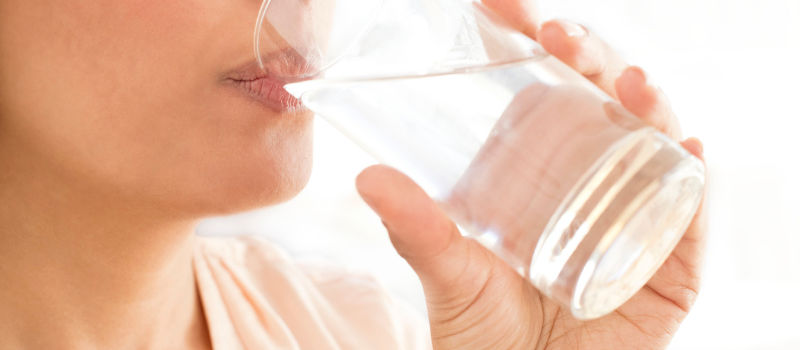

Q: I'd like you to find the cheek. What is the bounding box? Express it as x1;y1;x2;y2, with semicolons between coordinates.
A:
0;0;218;163
1;0;315;214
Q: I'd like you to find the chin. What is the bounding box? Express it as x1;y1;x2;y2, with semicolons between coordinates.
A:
194;151;314;217
179;114;316;217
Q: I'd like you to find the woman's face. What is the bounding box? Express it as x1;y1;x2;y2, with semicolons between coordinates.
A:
0;0;315;215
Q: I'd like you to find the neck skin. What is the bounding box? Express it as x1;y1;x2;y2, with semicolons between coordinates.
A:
0;137;212;349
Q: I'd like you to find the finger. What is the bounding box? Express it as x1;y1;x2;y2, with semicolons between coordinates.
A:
481;0;542;39
616;66;683;140
355;165;502;303
357;166;543;347
681;137;704;159
674;137;708;249
538;19;628;99
356;165;457;263
644;139;708;312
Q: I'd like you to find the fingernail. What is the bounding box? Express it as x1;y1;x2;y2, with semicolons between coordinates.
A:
555;19;588;37
629;66;655;87
686;137;704;156
681;137;704;158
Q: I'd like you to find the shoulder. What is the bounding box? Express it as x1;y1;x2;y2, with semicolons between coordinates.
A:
194;235;431;350
195;235;386;296
194;234;296;272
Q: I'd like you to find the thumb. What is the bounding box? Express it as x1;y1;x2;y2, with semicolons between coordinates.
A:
355;165;499;305
357;165;543;348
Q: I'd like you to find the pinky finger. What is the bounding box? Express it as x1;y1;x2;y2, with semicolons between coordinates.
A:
681;137;704;160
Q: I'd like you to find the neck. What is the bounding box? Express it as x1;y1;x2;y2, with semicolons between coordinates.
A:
0;138;211;349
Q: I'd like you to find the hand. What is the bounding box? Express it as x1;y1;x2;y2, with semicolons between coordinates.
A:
356;3;708;349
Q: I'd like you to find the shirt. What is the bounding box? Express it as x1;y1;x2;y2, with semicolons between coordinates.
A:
193;235;432;350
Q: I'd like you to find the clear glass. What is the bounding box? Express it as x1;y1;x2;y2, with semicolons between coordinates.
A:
255;0;705;320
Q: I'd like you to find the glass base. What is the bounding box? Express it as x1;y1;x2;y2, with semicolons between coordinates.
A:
529;127;705;320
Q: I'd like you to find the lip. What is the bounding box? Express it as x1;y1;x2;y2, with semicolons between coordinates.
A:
224;49;319;111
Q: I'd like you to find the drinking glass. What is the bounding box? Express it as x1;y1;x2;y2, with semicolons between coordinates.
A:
254;0;705;320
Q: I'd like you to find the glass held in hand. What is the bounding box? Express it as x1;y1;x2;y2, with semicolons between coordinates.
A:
254;0;705;320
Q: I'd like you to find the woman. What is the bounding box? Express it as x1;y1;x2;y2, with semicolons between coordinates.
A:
0;0;707;349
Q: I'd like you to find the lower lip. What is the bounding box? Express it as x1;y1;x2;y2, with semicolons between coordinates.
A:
232;77;303;111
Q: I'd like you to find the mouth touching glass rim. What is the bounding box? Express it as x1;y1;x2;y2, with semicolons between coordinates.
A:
253;0;387;74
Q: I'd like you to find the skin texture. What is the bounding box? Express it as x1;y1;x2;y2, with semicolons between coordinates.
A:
356;11;709;350
0;0;707;349
0;0;312;349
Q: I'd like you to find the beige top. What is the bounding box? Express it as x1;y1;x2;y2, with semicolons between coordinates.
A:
193;236;432;350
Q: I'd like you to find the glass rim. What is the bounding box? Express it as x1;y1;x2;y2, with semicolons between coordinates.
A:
253;0;388;75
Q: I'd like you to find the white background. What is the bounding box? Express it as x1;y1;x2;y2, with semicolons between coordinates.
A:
198;0;800;349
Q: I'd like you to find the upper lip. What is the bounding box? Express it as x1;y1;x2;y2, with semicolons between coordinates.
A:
225;48;320;85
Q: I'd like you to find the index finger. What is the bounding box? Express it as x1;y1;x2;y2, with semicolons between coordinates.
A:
481;0;542;39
